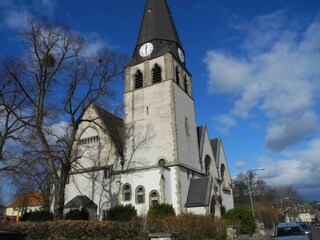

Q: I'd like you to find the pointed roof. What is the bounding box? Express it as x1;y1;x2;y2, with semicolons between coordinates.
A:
64;195;97;209
8;192;44;208
185;177;213;208
128;0;185;66
136;0;182;48
94;105;124;158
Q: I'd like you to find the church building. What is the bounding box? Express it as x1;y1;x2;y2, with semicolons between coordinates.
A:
64;0;234;220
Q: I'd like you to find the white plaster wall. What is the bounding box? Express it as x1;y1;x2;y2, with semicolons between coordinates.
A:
173;84;200;171
124;80;176;168
200;129;219;180
64;170;120;220
119;168;168;216
74;106;120;170
218;141;234;211
186;207;206;215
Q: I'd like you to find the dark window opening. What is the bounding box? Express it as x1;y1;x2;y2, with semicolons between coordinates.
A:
150;190;159;206
135;70;143;89
175;67;180;85
123;184;131;201
184;76;189;93
158;159;166;167
136;186;145;204
104;167;111;179
152;64;162;83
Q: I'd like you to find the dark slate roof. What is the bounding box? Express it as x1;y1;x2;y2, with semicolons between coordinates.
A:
210;138;219;163
197;126;206;160
136;0;182;47
94;105;124;158
129;0;185;66
185;177;213;208
64;195;97;209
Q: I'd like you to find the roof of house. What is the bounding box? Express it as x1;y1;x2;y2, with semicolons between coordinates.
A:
185;176;213;208
94;105;124;157
7;192;44;208
64;195;97;209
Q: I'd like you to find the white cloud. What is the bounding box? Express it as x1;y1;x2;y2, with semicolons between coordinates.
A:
0;0;56;30
235;160;248;169
204;10;320;151
82;33;113;57
260;138;320;199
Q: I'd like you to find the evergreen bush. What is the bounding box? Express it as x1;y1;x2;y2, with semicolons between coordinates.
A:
20;210;53;222
64;207;89;220
223;205;255;234
147;203;175;218
105;204;137;222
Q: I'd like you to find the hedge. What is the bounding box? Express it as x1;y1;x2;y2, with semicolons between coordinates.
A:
1;214;226;240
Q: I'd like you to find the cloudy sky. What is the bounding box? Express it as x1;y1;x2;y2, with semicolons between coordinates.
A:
0;0;319;201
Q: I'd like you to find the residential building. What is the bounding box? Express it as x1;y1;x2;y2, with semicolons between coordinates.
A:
5;192;44;220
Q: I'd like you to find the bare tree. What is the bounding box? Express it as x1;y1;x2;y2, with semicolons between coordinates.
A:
2;17;126;219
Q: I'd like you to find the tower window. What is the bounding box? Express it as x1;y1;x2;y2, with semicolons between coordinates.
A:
185;117;190;137
175;67;180;86
122;184;132;201
136;186;145;204
135;70;143;89
150;190;159;206
184;76;189;94
152;64;162;83
103;167;111;179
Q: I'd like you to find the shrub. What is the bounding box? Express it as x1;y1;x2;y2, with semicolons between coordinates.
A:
147;214;226;240
105;204;137;222
223;205;255;234
147;203;175;218
20;210;53;222
64;207;89;220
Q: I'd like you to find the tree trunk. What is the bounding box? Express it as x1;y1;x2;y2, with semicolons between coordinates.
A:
53;164;70;220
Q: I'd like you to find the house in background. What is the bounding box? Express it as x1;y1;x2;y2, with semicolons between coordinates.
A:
64;0;234;220
297;204;316;223
5;192;44;221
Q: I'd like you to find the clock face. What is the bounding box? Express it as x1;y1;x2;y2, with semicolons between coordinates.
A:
139;42;154;57
178;48;185;62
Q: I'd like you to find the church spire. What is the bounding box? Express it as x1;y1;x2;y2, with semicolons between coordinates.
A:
128;0;185;66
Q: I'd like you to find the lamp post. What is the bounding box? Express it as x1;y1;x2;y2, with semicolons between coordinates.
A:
245;168;265;240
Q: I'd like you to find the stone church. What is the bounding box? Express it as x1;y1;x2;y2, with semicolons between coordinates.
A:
64;0;234;220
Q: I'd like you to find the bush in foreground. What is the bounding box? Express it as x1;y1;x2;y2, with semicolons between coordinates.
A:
223;205;255;234
147;203;175;218
64;207;89;220
21;210;53;222
105;204;137;222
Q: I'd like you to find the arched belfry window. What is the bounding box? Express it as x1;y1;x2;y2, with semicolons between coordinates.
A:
150;190;159;206
135;70;143;89
152;64;162;83
175;67;180;86
184;75;189;93
122;184;132;201
136;186;145;204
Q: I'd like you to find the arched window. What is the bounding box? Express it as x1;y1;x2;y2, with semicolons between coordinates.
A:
135;70;143;89
184;76;189;93
158;159;166;167
205;155;211;176
150;190;159;206
122;184;132;201
136;186;145;204
152;64;162;83
175;67;180;86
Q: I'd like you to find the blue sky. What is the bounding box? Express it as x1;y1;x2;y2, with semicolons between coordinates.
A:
0;0;319;201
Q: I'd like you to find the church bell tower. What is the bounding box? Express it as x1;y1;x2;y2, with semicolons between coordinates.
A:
123;0;201;192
